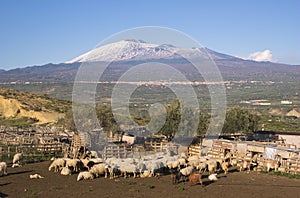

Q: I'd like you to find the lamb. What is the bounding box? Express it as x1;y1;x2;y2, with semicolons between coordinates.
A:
89;163;107;178
189;172;203;187
0;162;8;176
61;167;72;176
208;173;218;182
12;163;22;168
29;174;44;179
13;153;23;164
77;171;94;181
49;158;65;172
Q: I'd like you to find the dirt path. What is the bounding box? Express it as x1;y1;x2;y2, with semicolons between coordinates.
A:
1;161;300;198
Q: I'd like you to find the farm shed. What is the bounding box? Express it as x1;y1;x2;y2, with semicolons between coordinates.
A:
253;131;300;148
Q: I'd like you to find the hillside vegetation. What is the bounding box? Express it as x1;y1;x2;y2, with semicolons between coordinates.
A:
0;87;71;126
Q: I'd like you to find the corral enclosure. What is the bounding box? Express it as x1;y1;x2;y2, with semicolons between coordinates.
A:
1;126;300;170
0;126;69;163
1;126;300;198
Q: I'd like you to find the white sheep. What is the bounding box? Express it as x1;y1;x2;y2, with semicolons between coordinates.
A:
12;163;22;168
77;171;94;181
29;174;44;179
196;161;207;172
187;156;199;163
87;150;99;158
177;158;187;167
106;164;119;179
136;161;146;173
61;167;72;176
0;162;8;176
150;161;164;177
180;166;194;176
167;160;179;170
81;158;101;170
65;159;81;172
89;163;107;178
207;159;218;174
179;166;194;182
208;173;218;181
49;158;65;172
119;163;138;178
13;153;23;164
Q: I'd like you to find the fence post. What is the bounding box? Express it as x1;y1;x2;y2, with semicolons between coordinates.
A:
7;146;10;159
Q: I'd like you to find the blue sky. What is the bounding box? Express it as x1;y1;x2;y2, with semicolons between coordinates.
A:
0;0;299;69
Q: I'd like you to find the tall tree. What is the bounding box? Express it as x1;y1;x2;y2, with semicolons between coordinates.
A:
222;106;261;134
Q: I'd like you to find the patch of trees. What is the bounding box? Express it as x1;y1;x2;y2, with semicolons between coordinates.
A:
222;106;260;134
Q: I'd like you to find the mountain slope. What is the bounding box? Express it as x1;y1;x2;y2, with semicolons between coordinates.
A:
0;87;71;125
66;39;240;63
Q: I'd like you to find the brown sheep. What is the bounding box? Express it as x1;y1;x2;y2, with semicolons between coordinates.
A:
171;171;181;184
188;172;203;187
171;173;178;184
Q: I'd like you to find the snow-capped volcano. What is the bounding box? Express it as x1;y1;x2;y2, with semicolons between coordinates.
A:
66;39;238;63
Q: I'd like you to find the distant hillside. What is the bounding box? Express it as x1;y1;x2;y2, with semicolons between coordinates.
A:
0;87;71;126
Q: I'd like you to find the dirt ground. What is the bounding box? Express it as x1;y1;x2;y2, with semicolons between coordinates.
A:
1;161;300;198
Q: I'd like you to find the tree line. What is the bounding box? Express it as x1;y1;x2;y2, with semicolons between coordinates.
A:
61;102;261;136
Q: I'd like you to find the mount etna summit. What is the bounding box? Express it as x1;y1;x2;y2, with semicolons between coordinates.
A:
0;40;299;83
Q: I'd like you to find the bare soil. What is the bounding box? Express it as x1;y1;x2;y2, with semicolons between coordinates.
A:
1;161;300;198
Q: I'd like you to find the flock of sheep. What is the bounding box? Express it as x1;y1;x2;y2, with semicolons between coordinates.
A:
0;149;282;187
46;150;251;184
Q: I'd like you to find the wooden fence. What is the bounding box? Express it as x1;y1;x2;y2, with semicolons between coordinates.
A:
187;139;300;174
102;141;179;159
102;144;131;159
0;143;64;163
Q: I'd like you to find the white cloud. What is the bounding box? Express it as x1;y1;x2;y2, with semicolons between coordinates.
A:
247;50;275;62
